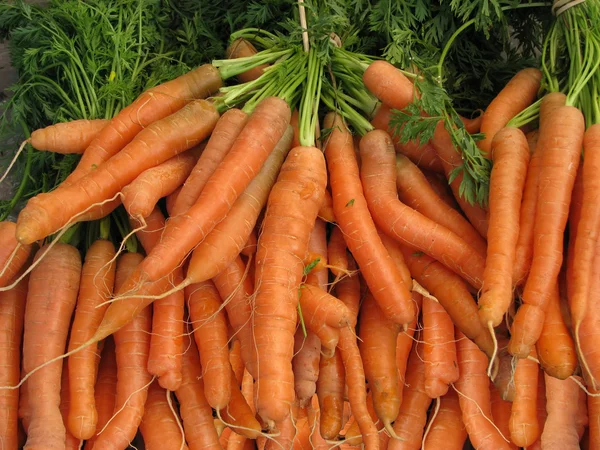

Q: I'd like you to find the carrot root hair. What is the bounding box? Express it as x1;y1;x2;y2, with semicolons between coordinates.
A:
0;139;28;185
421;396;441;450
487;321;499;379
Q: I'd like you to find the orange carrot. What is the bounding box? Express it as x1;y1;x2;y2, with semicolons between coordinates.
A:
176;336;222;450
327;226;348;279
0;272;27;449
377;231;412;288
140;380;188;450
299;284;352;329
253;145;326;426
394;154;487;257
490;383;518;450
478;68;542;156
478;127;530;330
509;354;540;447
22;244;81;450
388;343;432;450
60;361;84;450
172;108;249;216
509;105;585;358
221;368;262;439
166;186;181;216
422;296;459;399
185;281;231;410
363;61;415;113
67;239;116;440
65;64;221;185
185;124;293;282
461;113;483;134
122;145;202;218
17;99;220;244
30;119;109;154
292;330;321;406
455;331;511;450
316;349;345;440
360;129;485;289
396;291;422;406
140;97;291;282
421;170;458;209
588;388;600;449
230;340;244;387
0;221;32;288
265;414;296;450
226;38;269;83
92;252;153;450
324;112;414;326
422;390;467;450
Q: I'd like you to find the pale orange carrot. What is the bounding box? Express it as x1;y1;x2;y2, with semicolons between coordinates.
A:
509;354;540;447
490;383;518;450
422;390;467;450
30;119;108;154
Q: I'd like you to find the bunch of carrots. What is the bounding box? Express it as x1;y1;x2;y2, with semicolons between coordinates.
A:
0;30;599;450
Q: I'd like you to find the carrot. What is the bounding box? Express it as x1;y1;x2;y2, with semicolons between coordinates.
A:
422;390;467;450
299;284;352;329
140;380;188;450
185;124;293;282
242;229;258;256
227;370;257;450
265;415;296;450
226;38;269;83
185;281;231;410
292;330;321;407
377;231;412;288
541;375;588;450
363;61;415;113
122;145;202;218
461;113;483;134
490;384;518;450
65;64;221;185
455;330;512;450
22;243;81;450
327;226;348;279
509;354;540;447
140;97;291;282
172;108;249;216
360;129;485;289
0;271;27;449
513;130;541;285
431;121;489;238
394;154;487;257
388;343;432;450
166;186;181;216
588;388;600;449
422;296;459;399
478;127;530;331
324;112;414;326
396;291;422;405
85;337;117;450
67;239;116;440
535;281;577;379
567;166;585;302
16;99;220;245
229;340;244;387
359;291;401;436
60;361;84;450
478;68;542;156
220;427;233;449
0;221;32;288
30;119;109;154
221;368;262;439
508;105;585;358
421;170;458;209
316;349;345;440
253;145;326;425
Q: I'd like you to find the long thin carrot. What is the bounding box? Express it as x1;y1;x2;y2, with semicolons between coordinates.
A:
122;145;202;219
422;390;467;450
16;99;220;244
0;272;27;449
65;64;221;185
140;97;291;282
509;354;540;447
171;108;249;216
394;153;487;257
22;244;81;449
589;388;600;449
422;296;459;399
140;380;188;450
0;221;32;288
478;68;542;156
323;112;414;326
478;127;530;331
253;145;326;426
185;125;293;283
396;291;422;407
360;129;485;289
92;252;153;450
30;119;109;154
60;361;84;450
509;105;585;358
67;239;116;440
175;336;222;450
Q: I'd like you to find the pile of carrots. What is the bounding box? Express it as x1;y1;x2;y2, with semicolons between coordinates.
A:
1;42;599;450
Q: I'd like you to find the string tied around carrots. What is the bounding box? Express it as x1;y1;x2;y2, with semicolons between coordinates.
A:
552;0;586;16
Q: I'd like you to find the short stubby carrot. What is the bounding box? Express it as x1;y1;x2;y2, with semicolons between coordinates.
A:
422;390;467;450
478;127;530;329
0;221;32;288
64;64;222;185
359;129;485;289
316;349;345;440
0;272;27;449
122;145;202;219
67;239;116;440
509;105;585;359
30;119;109;154
509;354;540;447
253;145;326;426
478;68;542;156
140;96;291;282
299;284;352;329
22;244;81;450
16;99;220;245
363;60;415;112
292;330;321;407
323;112;414;326
172;108;249;216
226;38;269;83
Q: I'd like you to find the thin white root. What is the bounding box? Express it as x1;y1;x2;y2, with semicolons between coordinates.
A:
0;139;28;185
487;321;498;379
421;396;441;450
